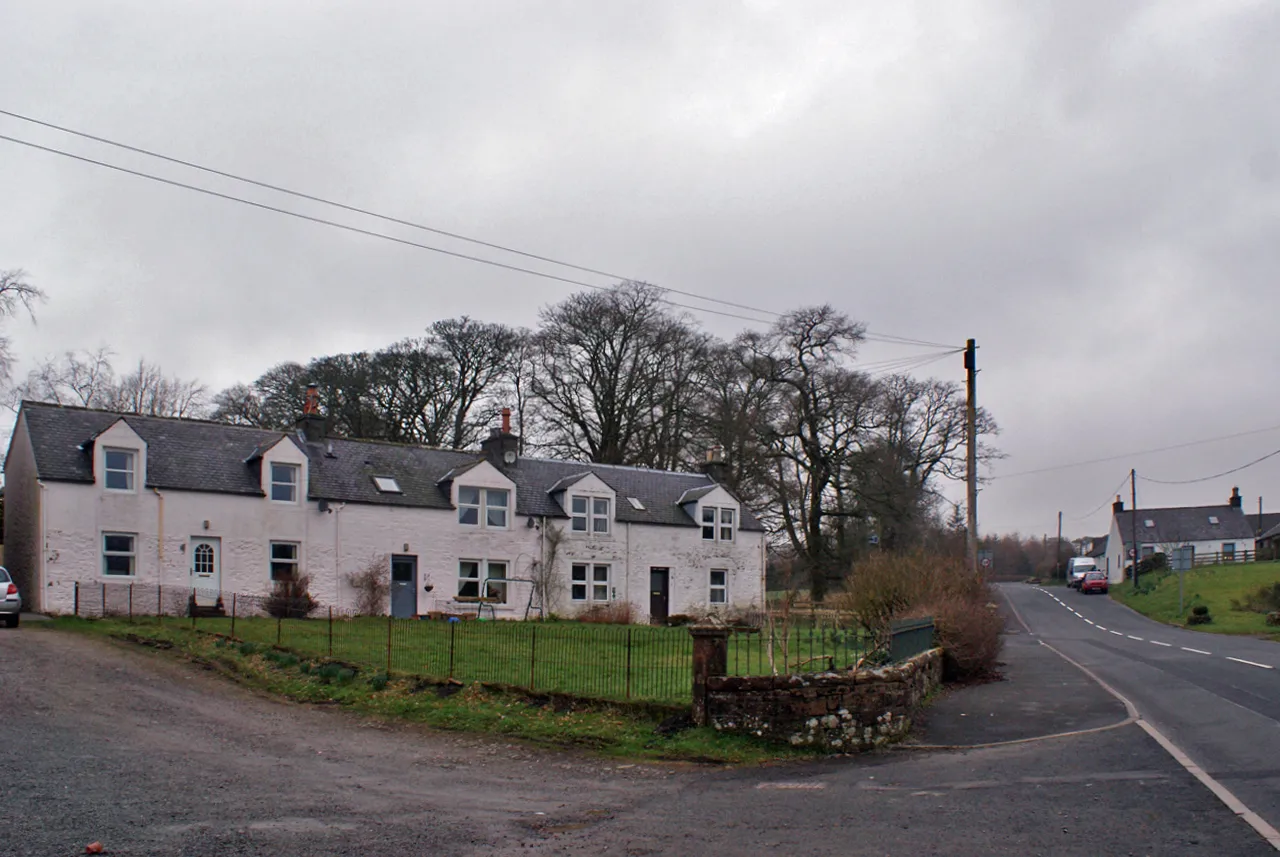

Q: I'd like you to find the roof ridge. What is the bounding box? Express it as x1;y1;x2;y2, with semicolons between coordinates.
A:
518;454;712;480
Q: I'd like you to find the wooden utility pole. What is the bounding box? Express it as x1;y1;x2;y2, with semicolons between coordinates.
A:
1131;469;1139;590
965;339;978;573
1056;511;1064;580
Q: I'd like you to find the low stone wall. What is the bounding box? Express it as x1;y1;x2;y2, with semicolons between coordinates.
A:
705;648;943;749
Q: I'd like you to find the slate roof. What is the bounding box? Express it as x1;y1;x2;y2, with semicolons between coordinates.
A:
15;401;763;531
1085;536;1108;558
1114;505;1255;546
1245;512;1280;537
1262;521;1280;541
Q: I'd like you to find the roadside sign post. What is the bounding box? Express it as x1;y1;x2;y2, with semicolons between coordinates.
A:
1172;546;1194;615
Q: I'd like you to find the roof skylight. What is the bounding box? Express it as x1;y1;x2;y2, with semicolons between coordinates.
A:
373;476;402;494
1208;515;1220;525
627;497;646;510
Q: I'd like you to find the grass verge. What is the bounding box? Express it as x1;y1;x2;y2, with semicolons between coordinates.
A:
43;617;822;765
1110;561;1280;640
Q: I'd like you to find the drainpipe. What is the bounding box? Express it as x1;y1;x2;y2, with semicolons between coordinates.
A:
624;521;632;611
151;489;165;582
37;480;47;612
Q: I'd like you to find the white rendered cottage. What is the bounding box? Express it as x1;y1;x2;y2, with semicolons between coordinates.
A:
1104;488;1257;582
3;400;766;621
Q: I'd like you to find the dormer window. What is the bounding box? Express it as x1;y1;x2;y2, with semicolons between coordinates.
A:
458;487;509;528
270;463;299;503
702;506;735;542
570;496;610;534
104;449;136;491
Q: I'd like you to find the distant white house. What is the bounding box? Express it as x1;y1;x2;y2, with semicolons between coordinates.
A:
1104;488;1256;583
3;397;766;622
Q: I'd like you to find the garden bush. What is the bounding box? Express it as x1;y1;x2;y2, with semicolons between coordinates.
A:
265;573;319;619
1230;583;1280;614
575;603;634;624
346;555;391;616
1187;605;1212;625
1266;611;1280;627
837;551;1003;681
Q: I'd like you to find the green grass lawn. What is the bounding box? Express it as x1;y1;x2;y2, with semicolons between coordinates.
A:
1111;561;1280;639
44;618;821;764
123;613;871;706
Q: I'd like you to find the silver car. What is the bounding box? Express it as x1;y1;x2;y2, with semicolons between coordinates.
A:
0;567;21;627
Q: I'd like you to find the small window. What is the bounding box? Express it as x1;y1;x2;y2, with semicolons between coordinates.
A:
458;487;481;525
1222;543;1236;559
103;533;136;576
627;497;645;510
458;560;481;598
104;449;135;491
486;560;508;603
571;563;610;601
701;506;736;541
486;490;509;529
592;498;610;534
1141;545;1155;558
270;463;299;503
710;569;728;604
269;541;299;581
720;508;736;542
571;496;588;532
458;560;507;601
458;487;508;528
373;476;402;494
1208;516;1220;525
1143;519;1155;528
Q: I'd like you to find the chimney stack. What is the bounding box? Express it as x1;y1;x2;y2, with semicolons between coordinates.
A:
481;406;520;467
1112;495;1124;514
700;445;731;484
295;383;326;443
1229;486;1242;509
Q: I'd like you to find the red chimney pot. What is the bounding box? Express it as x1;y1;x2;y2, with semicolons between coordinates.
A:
501;408;511;434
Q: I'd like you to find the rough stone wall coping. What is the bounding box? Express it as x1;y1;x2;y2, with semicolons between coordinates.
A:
707;647;941;692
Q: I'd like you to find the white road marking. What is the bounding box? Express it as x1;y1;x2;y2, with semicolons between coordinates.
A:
1226;657;1274;670
1085;619;1095;625
1151;641;1172;647
756;782;826;790
1110;630;1124;636
1128;636;1144;641
1182;647;1211;655
1097;625;1107;631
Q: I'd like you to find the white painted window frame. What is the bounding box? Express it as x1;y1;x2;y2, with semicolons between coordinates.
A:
701;505;737;542
102;531;138;577
458;558;509;602
457;487;510;529
103;447;136;492
709;568;729;604
269;462;300;504
269;541;300;581
570;563;612;602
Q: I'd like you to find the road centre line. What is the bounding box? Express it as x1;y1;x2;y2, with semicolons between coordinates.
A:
1182;647;1212;655
1110;630;1124;636
1128;636;1144;641
1226;657;1274;670
1098;626;1108;631
1151;641;1172;647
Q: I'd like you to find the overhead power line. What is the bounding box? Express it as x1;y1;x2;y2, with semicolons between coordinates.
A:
0;108;959;348
0;132;779;325
991;422;1280;480
1138;446;1280;485
1068;473;1132;522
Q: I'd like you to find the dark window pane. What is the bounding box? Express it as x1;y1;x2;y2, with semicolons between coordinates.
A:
592;516;608;533
104;555;133;575
486;508;507;528
702;526;715;540
710;571;727;586
271;483;295;502
104;534;134;554
459;561;480;579
571;565;587;582
572;496;587;514
487;490;508;508
571;584;586;601
391;559;414;582
458;487;480;506
702;506;716;523
593;498;609;516
458;580;480;598
105;470;132;491
572;516;587;532
458;507;479;525
270;543;298;561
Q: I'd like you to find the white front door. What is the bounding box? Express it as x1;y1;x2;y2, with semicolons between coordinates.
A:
189;538;222;606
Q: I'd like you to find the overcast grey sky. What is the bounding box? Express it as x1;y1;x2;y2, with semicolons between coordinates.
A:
3;0;1279;539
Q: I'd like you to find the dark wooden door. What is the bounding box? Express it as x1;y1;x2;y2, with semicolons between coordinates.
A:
649;567;670;625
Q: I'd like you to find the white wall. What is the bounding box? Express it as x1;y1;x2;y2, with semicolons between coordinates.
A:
30;447;764;619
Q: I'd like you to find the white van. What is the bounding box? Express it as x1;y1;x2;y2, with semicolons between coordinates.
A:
1067;557;1099;588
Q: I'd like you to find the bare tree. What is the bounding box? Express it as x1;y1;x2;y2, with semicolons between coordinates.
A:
531;282;711;466
14;349;207;418
0;269;47;387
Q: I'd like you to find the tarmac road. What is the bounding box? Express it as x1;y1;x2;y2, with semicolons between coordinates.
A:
1;617;1274;855
1001;581;1280;842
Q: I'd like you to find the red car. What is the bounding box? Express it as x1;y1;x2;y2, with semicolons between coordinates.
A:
1080;571;1109;594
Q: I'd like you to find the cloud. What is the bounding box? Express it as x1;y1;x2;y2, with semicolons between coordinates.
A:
3;0;1279;535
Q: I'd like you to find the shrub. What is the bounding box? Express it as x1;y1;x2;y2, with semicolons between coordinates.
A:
837;551;1003;682
1187;613;1212;626
1266;611;1280;627
1192;605;1209;617
576;603;634;625
665;614;695;627
1230;583;1280;614
369;672;389;692
346;555;391;616
265;574;319;619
